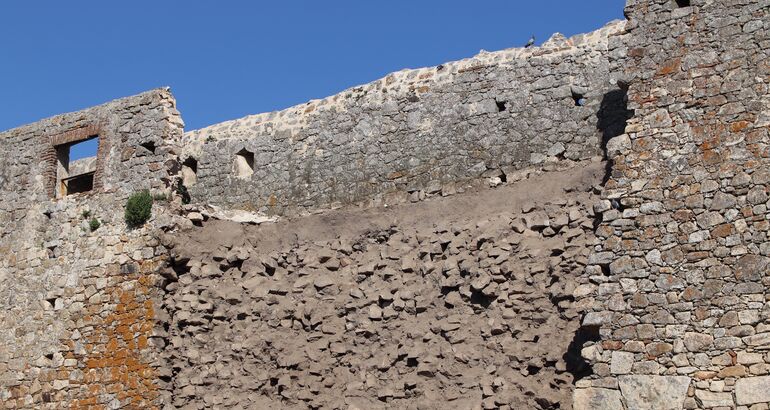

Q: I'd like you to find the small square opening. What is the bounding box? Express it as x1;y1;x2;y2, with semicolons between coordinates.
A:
572;91;586;107
56;136;99;198
675;0;690;7
233;149;254;179
182;157;198;187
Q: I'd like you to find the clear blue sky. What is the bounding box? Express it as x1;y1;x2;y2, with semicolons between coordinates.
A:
1;1;625;160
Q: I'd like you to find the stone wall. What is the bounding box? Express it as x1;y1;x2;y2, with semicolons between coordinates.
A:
161;163;605;409
1;0;768;408
183;21;628;215
575;0;770;408
0;89;185;408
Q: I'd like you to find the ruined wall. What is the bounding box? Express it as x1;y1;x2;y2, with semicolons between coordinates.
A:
161;164;605;409
183;22;628;215
1;1;768;408
576;0;770;408
0;89;185;408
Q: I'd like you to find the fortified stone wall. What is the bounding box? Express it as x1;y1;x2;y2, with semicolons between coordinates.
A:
0;89;185;408
0;1;768;408
183;21;628;215
576;0;770;408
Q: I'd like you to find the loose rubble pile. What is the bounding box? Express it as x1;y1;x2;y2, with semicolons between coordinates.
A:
161;189;602;409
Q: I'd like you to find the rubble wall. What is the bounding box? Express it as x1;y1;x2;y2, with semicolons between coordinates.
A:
183;22;628;215
161;164;606;409
575;0;770;408
0;89;184;409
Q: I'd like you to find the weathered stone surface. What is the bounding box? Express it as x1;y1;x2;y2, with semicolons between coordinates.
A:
735;376;770;405
694;390;733;408
573;388;623;410
618;376;690;410
183;22;626;216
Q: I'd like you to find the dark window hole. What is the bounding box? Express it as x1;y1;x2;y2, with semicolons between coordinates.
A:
527;365;542;375
406;358;418;367
183;157;198;173
46;298;57;308
495;100;507;112
236;313;248;320
675;0;690;7
572;91;586;106
140;141;157;154
45;353;54;360
600;264;611;276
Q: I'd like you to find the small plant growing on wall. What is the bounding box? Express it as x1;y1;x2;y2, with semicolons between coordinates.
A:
82;210;91;219
125;190;153;229
89;217;101;232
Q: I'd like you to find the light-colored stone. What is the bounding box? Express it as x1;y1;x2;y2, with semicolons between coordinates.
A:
573;388;623;410
694;389;734;408
611;351;634;375
619;375;690;410
736;376;770;405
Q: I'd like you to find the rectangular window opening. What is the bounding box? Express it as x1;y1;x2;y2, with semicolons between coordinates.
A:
56;136;99;198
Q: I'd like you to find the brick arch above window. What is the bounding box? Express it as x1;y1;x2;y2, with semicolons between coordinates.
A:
45;123;108;198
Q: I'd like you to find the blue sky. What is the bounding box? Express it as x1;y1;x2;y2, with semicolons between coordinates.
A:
1;1;625;159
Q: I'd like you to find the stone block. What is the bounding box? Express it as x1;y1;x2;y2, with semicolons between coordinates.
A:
618;375;690;410
694;389;734;408
573;388;623;410
736;376;770;405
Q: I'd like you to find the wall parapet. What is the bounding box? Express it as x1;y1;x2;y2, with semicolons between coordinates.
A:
182;21;629;215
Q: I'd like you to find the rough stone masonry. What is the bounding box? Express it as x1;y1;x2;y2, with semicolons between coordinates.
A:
0;0;767;409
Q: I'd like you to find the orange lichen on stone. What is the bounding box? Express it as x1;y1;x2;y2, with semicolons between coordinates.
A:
657;58;682;75
55;270;161;409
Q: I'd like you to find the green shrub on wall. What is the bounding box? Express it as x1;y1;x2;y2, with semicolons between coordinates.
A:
125;190;153;229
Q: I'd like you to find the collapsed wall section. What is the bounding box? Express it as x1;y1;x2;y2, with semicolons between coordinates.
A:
0;89;184;409
183;21;628;215
576;0;770;408
161;163;606;409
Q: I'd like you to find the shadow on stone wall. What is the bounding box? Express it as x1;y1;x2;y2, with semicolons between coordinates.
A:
562;86;634;384
563;325;601;382
596;87;634;184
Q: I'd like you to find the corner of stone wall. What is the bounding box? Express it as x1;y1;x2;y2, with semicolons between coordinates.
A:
573;0;770;409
